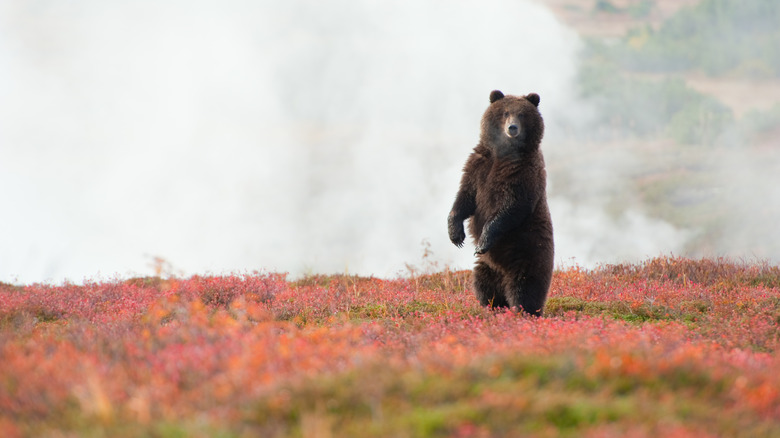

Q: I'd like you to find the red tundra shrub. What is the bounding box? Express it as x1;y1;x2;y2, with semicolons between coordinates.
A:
0;258;779;436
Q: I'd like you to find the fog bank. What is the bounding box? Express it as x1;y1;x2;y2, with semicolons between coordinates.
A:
0;1;690;283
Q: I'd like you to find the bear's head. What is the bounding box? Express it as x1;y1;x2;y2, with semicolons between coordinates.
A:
481;90;544;155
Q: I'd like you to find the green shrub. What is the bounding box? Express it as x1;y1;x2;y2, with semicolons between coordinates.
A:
615;0;780;77
576;61;733;144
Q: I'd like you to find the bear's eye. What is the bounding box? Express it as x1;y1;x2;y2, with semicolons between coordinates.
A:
503;111;509;118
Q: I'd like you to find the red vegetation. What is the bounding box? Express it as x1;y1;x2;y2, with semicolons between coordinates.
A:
1;257;779;436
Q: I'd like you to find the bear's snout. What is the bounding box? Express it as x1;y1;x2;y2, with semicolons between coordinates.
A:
503;114;522;139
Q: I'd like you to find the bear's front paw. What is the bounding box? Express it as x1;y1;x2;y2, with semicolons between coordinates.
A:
449;225;466;248
448;215;466;248
474;237;492;255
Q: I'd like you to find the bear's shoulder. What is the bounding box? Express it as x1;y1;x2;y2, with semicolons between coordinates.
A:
465;145;491;165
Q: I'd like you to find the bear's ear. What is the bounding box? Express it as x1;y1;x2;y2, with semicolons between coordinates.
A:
525;93;540;107
489;90;504;103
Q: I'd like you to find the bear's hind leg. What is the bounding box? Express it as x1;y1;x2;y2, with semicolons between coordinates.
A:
509;274;551;317
473;262;509;308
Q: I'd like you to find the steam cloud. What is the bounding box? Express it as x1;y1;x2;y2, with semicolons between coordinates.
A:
0;1;737;284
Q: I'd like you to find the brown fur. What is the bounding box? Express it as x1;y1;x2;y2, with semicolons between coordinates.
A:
448;90;554;315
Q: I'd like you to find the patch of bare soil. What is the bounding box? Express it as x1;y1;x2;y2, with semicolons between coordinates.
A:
535;0;700;38
684;74;780;119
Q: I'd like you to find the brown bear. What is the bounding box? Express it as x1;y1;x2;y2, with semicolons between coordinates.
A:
448;90;554;316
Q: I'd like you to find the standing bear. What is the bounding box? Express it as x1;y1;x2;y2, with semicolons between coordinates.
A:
448;90;554;316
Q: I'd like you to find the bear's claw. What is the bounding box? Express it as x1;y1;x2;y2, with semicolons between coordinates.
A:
448;215;466;248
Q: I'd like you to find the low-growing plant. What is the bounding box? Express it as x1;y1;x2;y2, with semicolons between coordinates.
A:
1;257;779;436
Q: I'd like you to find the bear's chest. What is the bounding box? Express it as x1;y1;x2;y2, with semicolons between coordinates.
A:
474;160;526;211
476;159;523;192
